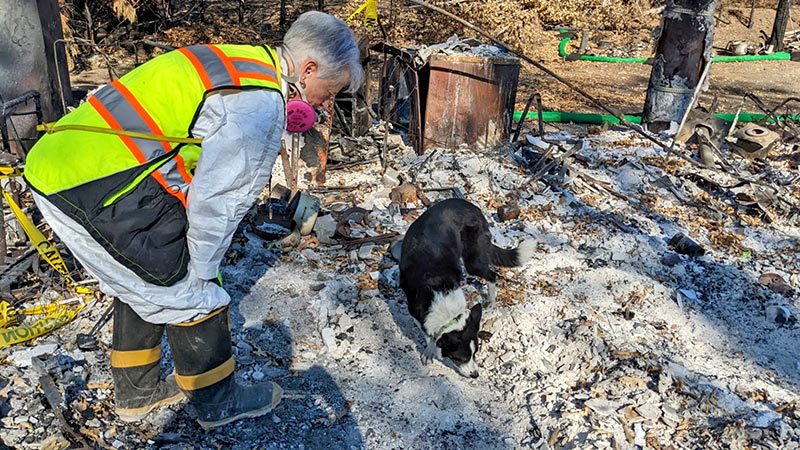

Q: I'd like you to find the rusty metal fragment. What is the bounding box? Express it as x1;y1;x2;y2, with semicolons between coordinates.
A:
301;104;334;186
731;124;780;160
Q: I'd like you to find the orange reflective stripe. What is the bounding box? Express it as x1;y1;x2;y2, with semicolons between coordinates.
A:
206;45;240;86
112;81;192;188
111;81;171;154
229;56;275;68
178;48;213;90
88;96;146;163
88;96;186;207
236;72;278;84
174;154;192;184
152;171;187;207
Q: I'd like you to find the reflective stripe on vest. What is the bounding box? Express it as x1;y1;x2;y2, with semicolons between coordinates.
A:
86;44;281;204
90;81;189;205
178;45;235;88
178;45;280;89
25;44;282;199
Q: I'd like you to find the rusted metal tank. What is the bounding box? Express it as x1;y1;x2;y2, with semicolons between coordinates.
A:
422;54;520;152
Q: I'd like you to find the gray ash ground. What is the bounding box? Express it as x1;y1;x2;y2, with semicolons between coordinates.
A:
3;125;800;449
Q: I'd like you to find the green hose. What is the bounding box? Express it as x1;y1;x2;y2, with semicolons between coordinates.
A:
513;110;800;125
558;30;794;63
710;53;792;62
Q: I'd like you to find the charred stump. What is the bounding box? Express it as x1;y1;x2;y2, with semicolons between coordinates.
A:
643;0;717;131
767;0;795;52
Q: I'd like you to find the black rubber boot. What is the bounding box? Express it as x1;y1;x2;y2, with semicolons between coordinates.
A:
111;299;184;422
166;306;282;430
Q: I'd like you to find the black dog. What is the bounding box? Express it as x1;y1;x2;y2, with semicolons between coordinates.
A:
399;198;534;377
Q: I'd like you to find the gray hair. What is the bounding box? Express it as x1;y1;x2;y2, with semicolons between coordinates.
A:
283;11;364;93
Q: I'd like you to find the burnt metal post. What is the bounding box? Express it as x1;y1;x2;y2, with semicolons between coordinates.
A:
381;85;394;169
643;0;718;131
38;0;73;117
768;0;795;52
300;103;334;186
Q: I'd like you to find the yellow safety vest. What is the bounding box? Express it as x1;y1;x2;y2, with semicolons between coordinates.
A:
23;44;283;287
26;44;283;207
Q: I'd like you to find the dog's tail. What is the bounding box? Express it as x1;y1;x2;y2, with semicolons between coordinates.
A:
489;239;536;267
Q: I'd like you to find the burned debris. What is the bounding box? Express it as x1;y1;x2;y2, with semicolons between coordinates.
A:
3;1;800;449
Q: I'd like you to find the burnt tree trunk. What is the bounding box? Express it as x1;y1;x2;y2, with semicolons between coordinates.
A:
768;0;794;52
643;0;717;131
37;0;73;118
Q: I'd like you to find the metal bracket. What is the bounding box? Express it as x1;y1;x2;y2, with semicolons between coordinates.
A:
0;90;42;156
511;93;544;142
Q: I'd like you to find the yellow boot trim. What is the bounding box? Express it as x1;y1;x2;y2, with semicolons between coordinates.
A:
175;306;227;327
175;357;234;390
111;345;161;368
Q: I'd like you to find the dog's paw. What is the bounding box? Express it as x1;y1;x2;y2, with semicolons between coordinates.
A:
421;340;438;365
487;281;497;306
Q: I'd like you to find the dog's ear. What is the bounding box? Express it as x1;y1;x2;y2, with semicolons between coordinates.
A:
469;303;483;324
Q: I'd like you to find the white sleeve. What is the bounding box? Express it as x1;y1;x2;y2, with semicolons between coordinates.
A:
186;89;285;280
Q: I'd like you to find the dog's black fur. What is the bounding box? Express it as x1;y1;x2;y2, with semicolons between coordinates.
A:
399;198;533;377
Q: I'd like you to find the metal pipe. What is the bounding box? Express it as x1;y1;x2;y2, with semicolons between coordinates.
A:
511;93;542;142
0;91;41;117
381;85;395;169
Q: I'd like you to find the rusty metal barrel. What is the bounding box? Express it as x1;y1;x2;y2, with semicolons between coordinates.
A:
422;54;520;152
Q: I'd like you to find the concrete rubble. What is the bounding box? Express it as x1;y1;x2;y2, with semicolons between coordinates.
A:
2;122;800;449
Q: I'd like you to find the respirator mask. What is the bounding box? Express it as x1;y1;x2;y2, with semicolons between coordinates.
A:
278;45;316;133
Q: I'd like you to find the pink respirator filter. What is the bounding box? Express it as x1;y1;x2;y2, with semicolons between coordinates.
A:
286;99;316;133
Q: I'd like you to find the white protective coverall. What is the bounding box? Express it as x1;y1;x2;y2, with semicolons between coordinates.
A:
33;83;288;324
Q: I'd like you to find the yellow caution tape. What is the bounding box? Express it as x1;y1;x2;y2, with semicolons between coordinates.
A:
2;190;93;295
0;301;17;328
0;167;97;347
346;1;368;23
37;122;203;145
364;0;377;29
346;0;378;30
19;302;64;316
0;166;23;179
0;300;86;348
0;299;79;328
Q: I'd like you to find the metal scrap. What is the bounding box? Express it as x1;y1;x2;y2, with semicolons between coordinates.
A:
730;182;779;221
674;104;735;169
523;141;582;184
31;358;91;449
730;124;781;160
336;207;369;239
668;232;705;257
339;232;399;248
389;183;431;206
